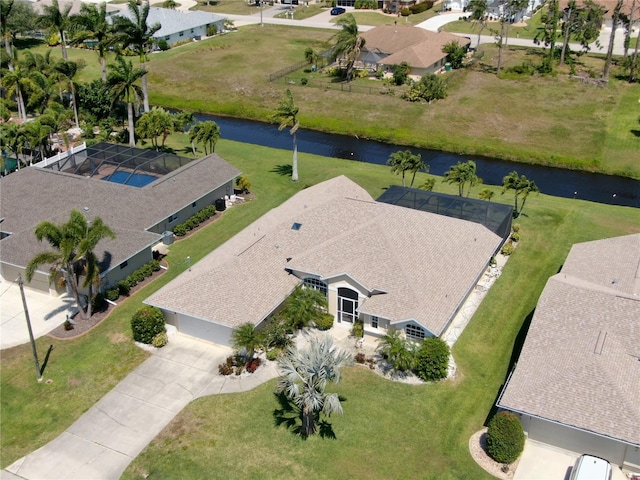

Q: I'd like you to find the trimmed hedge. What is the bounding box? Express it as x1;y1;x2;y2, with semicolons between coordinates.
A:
486;411;525;464
315;313;334;331
131;306;166;344
173;205;217;237
413;337;450;381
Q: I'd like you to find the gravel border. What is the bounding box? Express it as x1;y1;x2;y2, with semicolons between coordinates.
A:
469;428;520;479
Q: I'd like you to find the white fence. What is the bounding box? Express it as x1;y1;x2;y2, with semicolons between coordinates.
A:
32;142;87;169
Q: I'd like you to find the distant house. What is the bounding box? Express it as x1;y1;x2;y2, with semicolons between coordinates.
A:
145;176;504;347
0;143;239;295
359;25;471;77
498;234;640;472
443;0;543;22
111;7;226;47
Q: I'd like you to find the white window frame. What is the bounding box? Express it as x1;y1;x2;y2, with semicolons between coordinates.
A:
405;324;425;341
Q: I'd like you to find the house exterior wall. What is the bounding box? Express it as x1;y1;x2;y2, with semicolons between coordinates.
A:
520;415;630;467
164;311;233;347
362;312;390;337
157;20;224;46
148;180;234;234
326;276;368;324
102;248;153;290
1;263;63;295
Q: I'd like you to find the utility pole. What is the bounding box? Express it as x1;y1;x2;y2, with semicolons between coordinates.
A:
260;0;264;27
18;275;42;382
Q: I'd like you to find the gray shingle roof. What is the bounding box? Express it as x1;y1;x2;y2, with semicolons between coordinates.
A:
146;176;502;333
0;151;240;276
498;234;640;447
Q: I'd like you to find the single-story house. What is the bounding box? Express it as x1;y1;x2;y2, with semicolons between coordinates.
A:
359;25;471;77
145;176;503;347
110;7;226;47
0;142;240;295
497;234;640;473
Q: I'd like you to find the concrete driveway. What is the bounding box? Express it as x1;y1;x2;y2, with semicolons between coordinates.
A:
514;440;628;480
0;281;72;350
4;334;279;480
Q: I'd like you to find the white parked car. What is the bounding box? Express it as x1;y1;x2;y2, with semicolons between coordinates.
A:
570;455;613;480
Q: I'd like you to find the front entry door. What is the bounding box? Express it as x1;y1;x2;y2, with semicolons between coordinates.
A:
337;288;358;323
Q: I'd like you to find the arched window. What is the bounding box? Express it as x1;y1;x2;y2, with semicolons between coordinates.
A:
405;324;425;341
303;277;327;297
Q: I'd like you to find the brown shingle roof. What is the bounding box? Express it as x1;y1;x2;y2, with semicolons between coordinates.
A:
146;176;502;333
360;25;470;69
0;151;240;276
498;234;640;447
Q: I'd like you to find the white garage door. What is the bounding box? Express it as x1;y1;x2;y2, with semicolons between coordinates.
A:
173;313;233;347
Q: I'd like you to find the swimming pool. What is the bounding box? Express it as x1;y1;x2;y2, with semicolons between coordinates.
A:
103;171;158;187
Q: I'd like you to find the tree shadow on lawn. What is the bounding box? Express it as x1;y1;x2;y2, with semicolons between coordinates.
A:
482;307;535;426
272;392;340;440
270;164;293;177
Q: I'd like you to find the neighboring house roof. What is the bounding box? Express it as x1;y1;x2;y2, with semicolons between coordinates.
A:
360;25;470;69
558;0;635;18
146;176;502;335
498;234;640;448
0;149;240;278
112;7;225;38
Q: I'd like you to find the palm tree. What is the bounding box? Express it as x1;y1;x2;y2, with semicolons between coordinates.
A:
501;171;540;217
466;0;488;49
189;120;220;155
71;2;113;81
478;188;495;201
53;59;82;128
272;89;300;182
231;323;262;359
0;121;26;170
387;150;426;187
279;285;327;331
443;160;480;197
25;210;115;320
331;14;365;81
40;0;72;61
1;0;15;71
113;0;161;112
377;329;415;372
107;55;145;147
22;119;52;164
276;335;352;437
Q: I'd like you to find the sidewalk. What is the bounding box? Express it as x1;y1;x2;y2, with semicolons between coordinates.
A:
3;333;279;480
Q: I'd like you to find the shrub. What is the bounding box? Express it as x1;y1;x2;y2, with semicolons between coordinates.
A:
149;259;161;272
236;175;251;194
400;7;411;15
512;223;521;233
300;77;308;85
106;288;120;301
207;24;218;36
486;412;525;464
64;320;74;331
315;313;334;331
152;331;168;348
157;38;169;51
245;357;262;373
117;280;130;296
354;352;366;364
510;231;521;242
91;292;106;312
218;362;233;375
266;348;281;361
132;269;146;284
351;319;364;338
131;306;166;344
413;338;450;381
125;275;137;288
173;224;187;236
501;241;515;256
140;264;153;278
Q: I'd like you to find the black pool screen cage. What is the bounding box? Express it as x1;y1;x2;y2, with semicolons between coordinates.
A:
377;186;513;241
42;142;197;185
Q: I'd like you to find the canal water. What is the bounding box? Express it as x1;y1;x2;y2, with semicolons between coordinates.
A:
195;113;640;208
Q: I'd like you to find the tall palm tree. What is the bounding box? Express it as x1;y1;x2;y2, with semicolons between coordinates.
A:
25;210;115;320
1;52;47;122
1;0;15;71
272;89;300;182
188;120;220;155
331;14;365;82
443;160;480;197
22;119;52;164
276;336;352;437
387;150;426;187
53;59;82;127
113;0;161;112
40;0;72;61
71;2;112;81
0;121;26;170
502;171;539;217
107;55;145;147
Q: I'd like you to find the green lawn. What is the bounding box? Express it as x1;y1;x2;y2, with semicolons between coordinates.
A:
196;0;259;15
442;8;546;40
274;3;326;20
2;137;639;475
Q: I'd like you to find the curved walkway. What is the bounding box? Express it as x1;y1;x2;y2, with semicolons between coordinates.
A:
3;333;279;480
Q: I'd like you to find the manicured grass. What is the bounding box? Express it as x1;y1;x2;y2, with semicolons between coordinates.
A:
118;139;640;479
274;4;325;20
442;8;546;40
196;0;259;15
2;137;638;475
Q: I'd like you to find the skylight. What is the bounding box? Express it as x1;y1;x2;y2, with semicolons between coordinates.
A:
292;222;302;231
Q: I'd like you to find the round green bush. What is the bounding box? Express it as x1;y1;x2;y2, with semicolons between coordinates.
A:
106;288;120;302
131;306;166;344
486;411;525;464
315;313;334;331
413;337;450;381
117;280;130;296
152;331;168;348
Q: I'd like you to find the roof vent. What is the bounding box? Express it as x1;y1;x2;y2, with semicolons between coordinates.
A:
612;278;618;284
292;222;302;231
